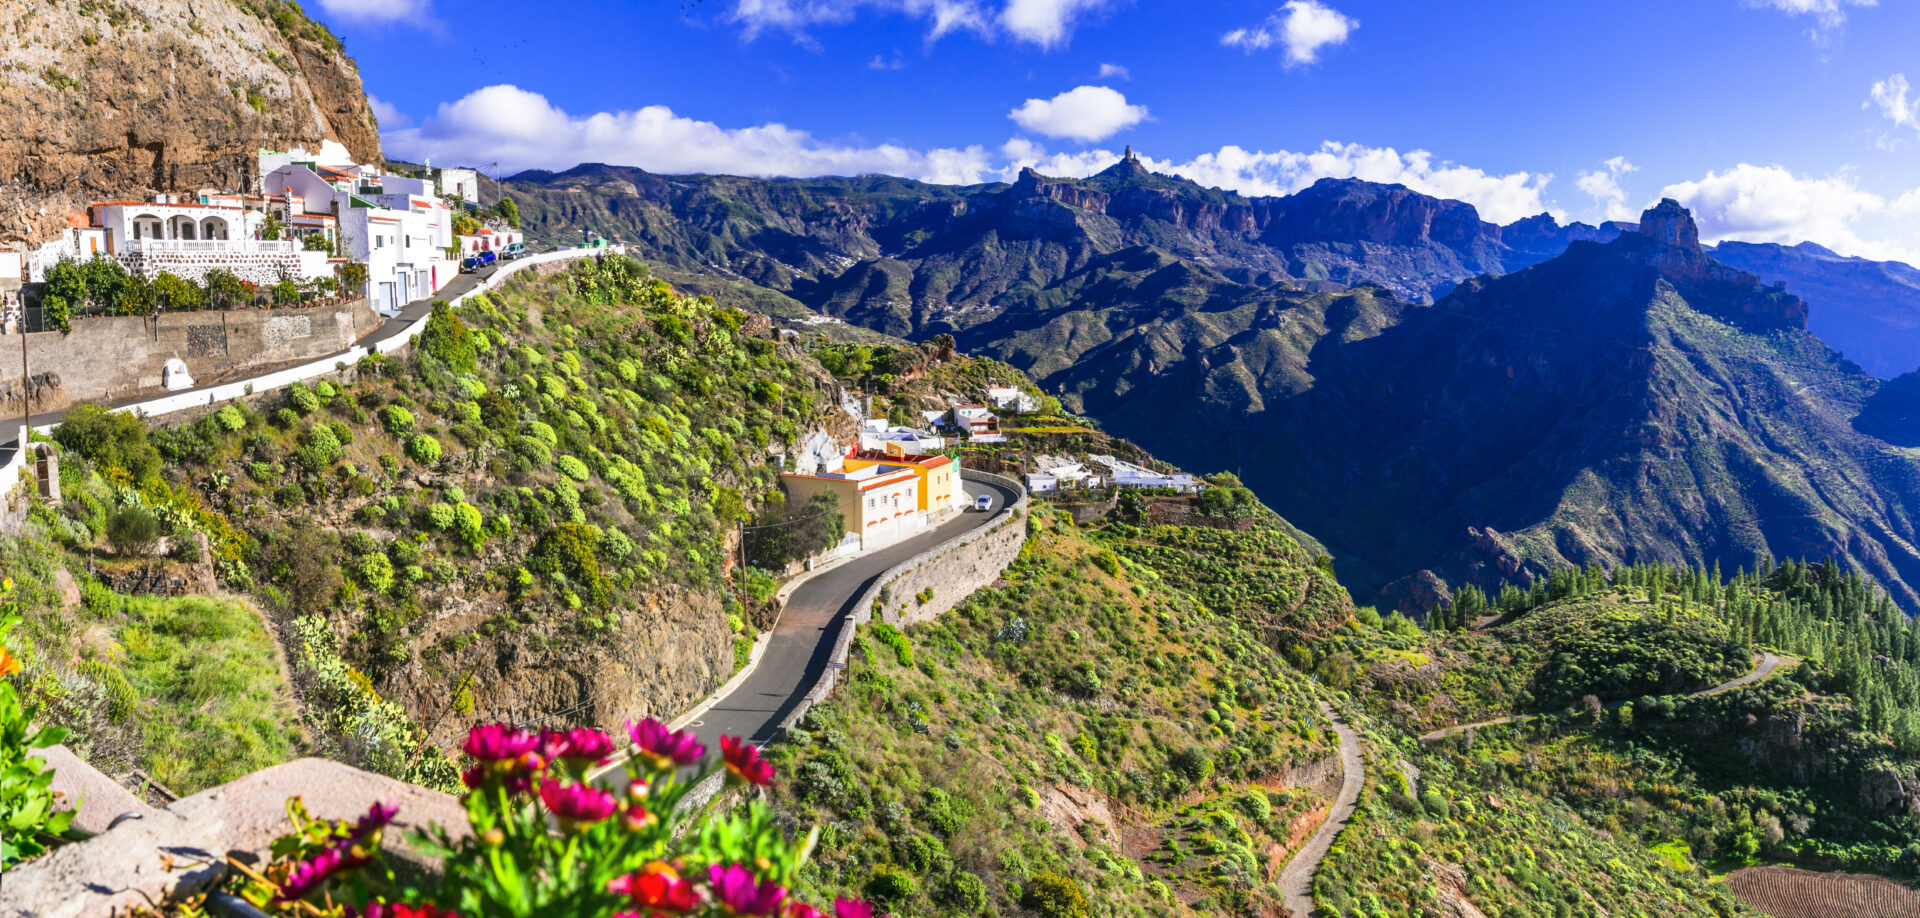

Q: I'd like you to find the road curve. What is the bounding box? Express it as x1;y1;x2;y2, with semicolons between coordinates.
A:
1279;703;1363;918
1418;651;1790;743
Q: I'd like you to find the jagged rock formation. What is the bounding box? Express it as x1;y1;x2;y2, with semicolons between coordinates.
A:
0;0;381;247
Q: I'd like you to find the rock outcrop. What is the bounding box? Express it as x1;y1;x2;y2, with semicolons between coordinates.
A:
0;0;381;248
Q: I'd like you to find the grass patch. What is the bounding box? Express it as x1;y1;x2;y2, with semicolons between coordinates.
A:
1649;839;1694;870
118;594;301;793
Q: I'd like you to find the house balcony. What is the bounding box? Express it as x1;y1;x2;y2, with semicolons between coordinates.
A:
125;239;299;255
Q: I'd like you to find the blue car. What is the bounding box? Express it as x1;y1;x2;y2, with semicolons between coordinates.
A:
462;251;497;272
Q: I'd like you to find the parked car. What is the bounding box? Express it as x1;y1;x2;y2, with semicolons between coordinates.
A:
502;241;526;259
974;494;994;512
462;250;497;272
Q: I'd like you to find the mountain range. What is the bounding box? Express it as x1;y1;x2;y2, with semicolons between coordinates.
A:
508;158;1920;613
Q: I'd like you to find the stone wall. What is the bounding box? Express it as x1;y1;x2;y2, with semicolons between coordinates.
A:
780;469;1028;731
0;302;376;415
120;249;307;286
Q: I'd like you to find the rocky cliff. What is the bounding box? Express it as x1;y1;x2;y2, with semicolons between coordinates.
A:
0;0;381;247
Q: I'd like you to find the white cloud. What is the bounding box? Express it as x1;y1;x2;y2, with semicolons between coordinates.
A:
1661;163;1920;262
1097;62;1130;80
366;95;412;131
868;52;906;70
727;0;1109;46
1748;0;1875;45
1868;73;1917;147
1575;155;1637;221
1008;85;1148;142
999;0;1114;48
1222;1;1358;67
315;0;433;23
384;84;994;185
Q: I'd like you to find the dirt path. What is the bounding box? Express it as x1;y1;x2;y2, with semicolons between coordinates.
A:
1279;703;1363;918
1418;652;1790;742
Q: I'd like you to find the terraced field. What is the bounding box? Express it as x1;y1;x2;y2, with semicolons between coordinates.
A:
1729;865;1920;917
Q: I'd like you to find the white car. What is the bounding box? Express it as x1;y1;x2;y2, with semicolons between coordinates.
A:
974;494;994;512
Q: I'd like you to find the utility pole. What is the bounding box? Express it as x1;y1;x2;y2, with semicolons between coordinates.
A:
19;317;29;440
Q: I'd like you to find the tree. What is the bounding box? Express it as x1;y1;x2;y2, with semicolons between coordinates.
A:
337;261;369;300
261;211;284;241
152;272;204;312
452;212;482;237
496;196;519;228
205;269;250;310
744;490;844;568
53;403;162;482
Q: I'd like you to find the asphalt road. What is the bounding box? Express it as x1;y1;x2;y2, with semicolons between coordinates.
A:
687;476;1019;751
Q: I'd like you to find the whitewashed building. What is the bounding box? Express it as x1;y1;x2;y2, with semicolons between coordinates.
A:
257;146;457;314
1089;454;1199;491
987;384;1039;413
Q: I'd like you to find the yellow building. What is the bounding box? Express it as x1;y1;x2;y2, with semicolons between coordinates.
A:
780;462;923;551
844;451;963;518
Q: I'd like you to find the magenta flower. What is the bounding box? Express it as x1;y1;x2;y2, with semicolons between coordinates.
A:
708;863;786;916
347;800;399;844
626;718;706;771
462;724;541;762
276;844;372;902
720;735;775;787
541;727;617;764
539;779;618;831
834;900;879;918
785;905;824;918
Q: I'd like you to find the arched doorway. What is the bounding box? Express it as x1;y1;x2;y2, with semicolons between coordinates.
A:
199;216;229;240
168;216;196;240
132;215;164;240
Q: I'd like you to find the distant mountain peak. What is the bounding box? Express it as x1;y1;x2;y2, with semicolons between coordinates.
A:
1636;198;1701;252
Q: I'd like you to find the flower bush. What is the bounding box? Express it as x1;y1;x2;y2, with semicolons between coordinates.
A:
0;578;77;867
234;719;889;918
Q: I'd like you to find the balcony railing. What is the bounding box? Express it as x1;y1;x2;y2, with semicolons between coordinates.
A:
125;239;298;255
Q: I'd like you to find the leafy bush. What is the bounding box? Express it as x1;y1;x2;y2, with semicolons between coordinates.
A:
406;434;442;464
215;404;247;432
288;382;321;416
357;553;395;593
0;587;76;868
1021;872;1090;918
380;405;415;437
304;424;341;465
865;863;919;906
105;505;161;558
939;871;990;912
871;622;913;667
420;301;478;374
53;403;161;482
530;522;612;607
557;455;590;481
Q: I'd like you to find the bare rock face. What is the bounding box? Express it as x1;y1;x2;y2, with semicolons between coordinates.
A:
0;0;382;248
1637;198;1702;251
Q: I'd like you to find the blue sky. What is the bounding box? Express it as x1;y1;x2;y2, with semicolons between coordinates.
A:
315;0;1920;260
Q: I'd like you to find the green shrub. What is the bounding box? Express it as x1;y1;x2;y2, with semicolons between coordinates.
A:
428;503;458;531
106;505;161;558
939;872;990;912
526;420;558;446
215;404;247;432
407;434;442;464
53;403;162;482
381;405;416;437
79;659;136;723
871;622;913;667
304;424;341;464
1020;872;1089;918
1090;549;1122;576
556;455;590;481
420;301;478;373
273;407;299;429
288;382;321;415
530;522;612;607
863;864;918;907
329;420;354;446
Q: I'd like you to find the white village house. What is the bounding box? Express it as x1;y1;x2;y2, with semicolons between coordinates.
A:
986;383;1040;413
1089;454;1199;492
1025;454;1098;494
26;142;458;316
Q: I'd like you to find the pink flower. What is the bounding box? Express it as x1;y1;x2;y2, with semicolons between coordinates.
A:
720;735;774;787
786;905;824;918
708;863;786;916
276;844;372;902
348;800;399;844
538;779;618;830
834;899;879;918
610;861;703;913
626;718;705;771
541;727;616;764
360;903;461;918
462;724;541;762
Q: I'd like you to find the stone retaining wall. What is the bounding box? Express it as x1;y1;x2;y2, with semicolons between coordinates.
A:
780;469;1028;731
0;302;376;415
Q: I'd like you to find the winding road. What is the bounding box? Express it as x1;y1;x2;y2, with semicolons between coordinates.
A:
1279;703;1363;918
591;477;1019;785
1417;651;1791;742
